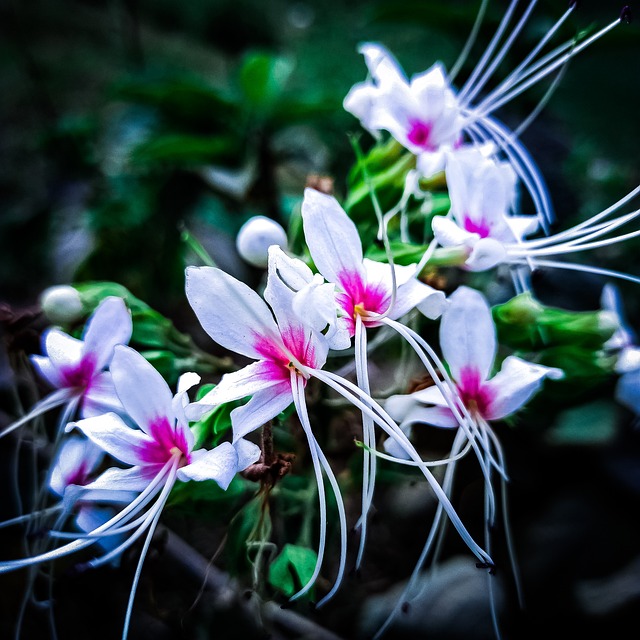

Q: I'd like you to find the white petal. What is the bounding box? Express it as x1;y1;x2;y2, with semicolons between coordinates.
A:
343;81;380;131
616;346;640;374
69;412;152;467
465;238;506;271
110;346;174;434
484;356;563;420
186;360;287;422
392;278;446;320
359;42;408;88
30;355;64;388
49;437;104;496
42;328;83;370
301;188;365;287
416;150;447;178
185;266;282;360
80;371;124;419
440;286;496;382
505;215;539;241
432;215;478;248
231;384;293;441
82;297;133;370
234;438;261;470
177;442;238;489
83;466;154;492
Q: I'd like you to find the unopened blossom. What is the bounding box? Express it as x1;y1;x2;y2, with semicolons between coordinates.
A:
236;215;288;268
1;296;133;439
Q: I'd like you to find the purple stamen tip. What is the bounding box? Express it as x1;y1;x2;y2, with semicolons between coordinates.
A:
569;0;580;8
621;6;632;23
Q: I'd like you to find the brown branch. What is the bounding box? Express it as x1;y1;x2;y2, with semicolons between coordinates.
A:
160;527;344;640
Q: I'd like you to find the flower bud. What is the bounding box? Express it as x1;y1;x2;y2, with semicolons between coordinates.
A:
236;216;288;268
40;285;84;325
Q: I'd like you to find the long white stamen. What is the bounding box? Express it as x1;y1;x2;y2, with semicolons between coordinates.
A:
0;389;74;439
354;315;376;569
510;259;640;285
449;0;490;82
478;16;623;117
469;117;553;229
479;417;525;609
121;462;179;640
512;227;640;257
458;0;521;104
477;5;575;115
380;316;506;485
0;459;174;573
313;440;348;607
311;368;492;564
462;1;539;107
289;372;328;601
359;439;473;467
373;428;469;639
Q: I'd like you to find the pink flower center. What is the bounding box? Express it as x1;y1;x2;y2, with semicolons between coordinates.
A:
138;416;191;467
61;355;97;391
457;367;494;418
65;461;90;488
253;326;319;380
463;216;492;238
337;270;391;334
407;120;437;151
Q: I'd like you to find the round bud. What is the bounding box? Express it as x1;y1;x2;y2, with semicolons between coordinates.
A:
40;285;84;325
236;216;287;268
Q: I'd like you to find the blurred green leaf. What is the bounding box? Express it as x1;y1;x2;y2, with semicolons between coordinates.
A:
493;293;618;351
128;134;238;169
268;543;318;598
239;52;294;110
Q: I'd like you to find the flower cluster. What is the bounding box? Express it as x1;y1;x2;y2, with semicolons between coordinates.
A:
1;3;638;640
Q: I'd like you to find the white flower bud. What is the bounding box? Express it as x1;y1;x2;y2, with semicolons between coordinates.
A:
40;285;84;325
236;216;288;268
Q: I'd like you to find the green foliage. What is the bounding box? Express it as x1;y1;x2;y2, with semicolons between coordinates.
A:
190;385;238;448
493;293;618;351
268;544;318;598
239;52;294;112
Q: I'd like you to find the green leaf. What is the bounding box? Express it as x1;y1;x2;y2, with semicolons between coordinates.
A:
268;544;318;598
493;293;618;351
239;52;294;110
190;396;239;448
128;134;237;169
167;474;251;511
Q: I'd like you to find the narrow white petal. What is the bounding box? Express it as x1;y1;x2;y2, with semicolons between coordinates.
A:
234;438;261;470
69;412;152;466
301;188;365;286
185;265;282;360
110;346;174;433
231;384;293;441
441;286;496;382
177;442;239;488
484;356;563;420
82;297;133;370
